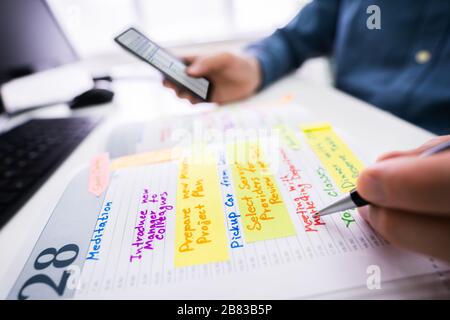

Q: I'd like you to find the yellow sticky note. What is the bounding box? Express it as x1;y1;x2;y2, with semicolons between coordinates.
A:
226;141;296;242
274;124;301;150
110;148;181;171
175;154;229;267
301;122;332;132
301;123;364;192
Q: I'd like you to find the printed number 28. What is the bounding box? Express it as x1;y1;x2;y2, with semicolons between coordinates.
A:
18;244;79;300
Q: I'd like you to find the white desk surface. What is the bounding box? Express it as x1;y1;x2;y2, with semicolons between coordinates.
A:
0;62;436;299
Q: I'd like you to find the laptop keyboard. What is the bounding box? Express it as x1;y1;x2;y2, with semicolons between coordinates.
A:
0;117;99;228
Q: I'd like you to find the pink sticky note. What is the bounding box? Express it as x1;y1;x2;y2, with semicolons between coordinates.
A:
88;153;110;197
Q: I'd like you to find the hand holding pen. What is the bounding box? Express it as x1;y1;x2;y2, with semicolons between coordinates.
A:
317;135;450;262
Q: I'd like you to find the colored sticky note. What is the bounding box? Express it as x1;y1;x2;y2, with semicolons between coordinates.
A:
175;154;229;267
226;141;296;242
275;124;301;150
110;148;181;171
281;94;295;103
301;122;333;132
301;122;365;192
88;153;110;197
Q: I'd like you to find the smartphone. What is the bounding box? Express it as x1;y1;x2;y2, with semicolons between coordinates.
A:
115;27;212;102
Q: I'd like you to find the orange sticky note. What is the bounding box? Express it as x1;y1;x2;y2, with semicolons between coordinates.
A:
109;148;181;171
281;94;294;103
88;153;110;197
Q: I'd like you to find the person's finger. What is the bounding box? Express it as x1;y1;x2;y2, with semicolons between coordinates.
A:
178;91;191;100
357;152;450;214
163;78;202;103
359;205;450;262
182;55;197;65
178;91;201;104
162;79;178;91
377;135;450;162
377;150;414;162
187;52;233;77
162;79;188;98
357;206;370;221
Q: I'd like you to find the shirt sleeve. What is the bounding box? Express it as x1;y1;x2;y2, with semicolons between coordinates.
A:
246;0;340;89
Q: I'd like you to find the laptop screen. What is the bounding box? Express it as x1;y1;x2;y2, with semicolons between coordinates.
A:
0;0;78;115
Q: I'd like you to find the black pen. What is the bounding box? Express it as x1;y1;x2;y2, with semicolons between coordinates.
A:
315;139;450;217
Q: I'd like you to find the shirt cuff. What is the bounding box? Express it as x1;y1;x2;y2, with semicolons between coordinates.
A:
244;46;274;91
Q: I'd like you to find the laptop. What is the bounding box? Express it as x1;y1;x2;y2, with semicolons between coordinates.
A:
0;0;100;228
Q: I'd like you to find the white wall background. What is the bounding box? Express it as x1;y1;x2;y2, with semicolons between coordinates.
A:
47;0;309;57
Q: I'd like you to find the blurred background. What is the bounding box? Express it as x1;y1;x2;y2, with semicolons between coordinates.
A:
0;0;331;118
47;0;330;86
1;0;329;235
43;0;330;101
48;0;308;58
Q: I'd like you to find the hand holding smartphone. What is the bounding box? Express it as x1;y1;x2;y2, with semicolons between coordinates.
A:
115;27;212;102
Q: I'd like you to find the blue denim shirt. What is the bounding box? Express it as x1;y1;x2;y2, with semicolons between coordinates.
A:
247;0;450;135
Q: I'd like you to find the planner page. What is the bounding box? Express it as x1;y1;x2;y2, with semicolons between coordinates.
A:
8;105;450;299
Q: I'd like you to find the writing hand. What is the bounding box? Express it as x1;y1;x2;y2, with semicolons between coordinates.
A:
357;135;450;262
162;52;262;104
